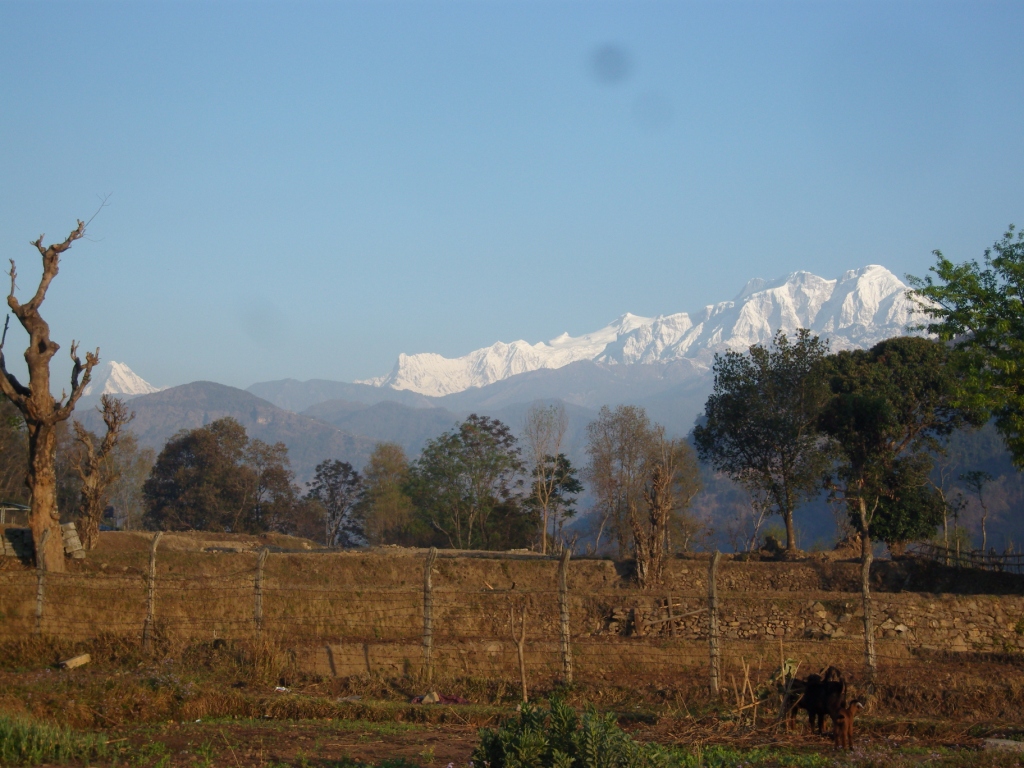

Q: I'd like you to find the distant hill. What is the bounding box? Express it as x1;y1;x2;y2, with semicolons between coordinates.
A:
77;381;377;483
247;378;433;413
302;400;463;455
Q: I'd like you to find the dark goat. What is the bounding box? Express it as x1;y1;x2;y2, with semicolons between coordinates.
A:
785;666;845;735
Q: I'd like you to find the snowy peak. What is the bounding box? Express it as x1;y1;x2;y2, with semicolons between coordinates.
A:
83;361;163;397
363;265;925;397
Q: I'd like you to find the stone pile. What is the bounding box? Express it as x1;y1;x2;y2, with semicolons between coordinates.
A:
0;522;86;560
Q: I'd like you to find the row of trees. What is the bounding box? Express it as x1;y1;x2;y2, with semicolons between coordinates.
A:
695;332;981;557
133;403;703;587
694;225;1024;559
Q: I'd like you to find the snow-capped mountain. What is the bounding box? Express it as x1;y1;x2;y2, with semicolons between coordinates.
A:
83;361;163;398
362;265;926;398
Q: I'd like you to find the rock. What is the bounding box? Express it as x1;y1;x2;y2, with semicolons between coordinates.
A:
983;739;1024;753
59;653;90;669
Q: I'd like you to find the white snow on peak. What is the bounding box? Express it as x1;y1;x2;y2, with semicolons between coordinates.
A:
360;265;925;397
83;361;163;397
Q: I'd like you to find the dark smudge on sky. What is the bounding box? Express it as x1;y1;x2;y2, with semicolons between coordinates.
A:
589;43;632;85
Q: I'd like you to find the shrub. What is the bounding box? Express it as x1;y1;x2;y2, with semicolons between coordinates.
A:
471;699;668;768
0;715;108;765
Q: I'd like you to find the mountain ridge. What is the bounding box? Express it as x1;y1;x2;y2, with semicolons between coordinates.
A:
359;265;924;397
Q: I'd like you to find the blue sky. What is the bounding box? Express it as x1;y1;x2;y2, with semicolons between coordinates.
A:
1;1;1022;390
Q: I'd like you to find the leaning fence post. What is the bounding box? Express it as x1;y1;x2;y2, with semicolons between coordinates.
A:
255;547;269;639
34;529;49;635
557;548;573;684
423;546;437;683
708;550;721;697
142;532;162;649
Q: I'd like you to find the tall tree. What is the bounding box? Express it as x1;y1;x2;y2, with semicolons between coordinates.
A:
359;442;415;545
630;438;702;588
522;402;569;554
960;470;994;552
524;453;582;553
908;225;1024;464
585;405;661;556
144;417;253;531
106;434;155;531
409;414;526;550
693;330;832;552
72;395;134;549
819;336;979;674
306;459;364;547
246;438;298;534
0;220;100;571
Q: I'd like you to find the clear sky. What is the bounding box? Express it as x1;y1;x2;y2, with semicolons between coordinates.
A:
1;1;1022;391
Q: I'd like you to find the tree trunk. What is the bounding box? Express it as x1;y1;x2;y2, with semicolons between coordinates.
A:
27;422;64;572
859;498;876;682
783;509;796;553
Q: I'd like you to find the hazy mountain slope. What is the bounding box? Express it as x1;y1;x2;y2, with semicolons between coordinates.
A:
302;400;463;455
247;378;434;413
78;382;377;483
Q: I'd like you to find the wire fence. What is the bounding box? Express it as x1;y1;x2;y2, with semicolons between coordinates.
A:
2;541;1023;695
909;541;1024;575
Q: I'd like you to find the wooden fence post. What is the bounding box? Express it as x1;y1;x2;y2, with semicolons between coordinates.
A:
708;551;721;696
34;529;48;635
510;601;529;703
142;532;162;649
255;547;269;639
558;548;573;684
423;547;437;683
667;593;676;638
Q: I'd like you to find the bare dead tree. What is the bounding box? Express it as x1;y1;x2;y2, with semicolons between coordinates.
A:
523;403;568;554
0;220;100;571
72;395;134;550
630;439;702;589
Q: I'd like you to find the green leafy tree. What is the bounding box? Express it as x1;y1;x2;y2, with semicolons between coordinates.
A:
693;329;833;552
246;438;299;534
358;442;415;545
908;225;1024;464
409;414;528;550
305;459;364;547
143;418;252;531
819;336;979;673
143;417;298;533
524;453;582;552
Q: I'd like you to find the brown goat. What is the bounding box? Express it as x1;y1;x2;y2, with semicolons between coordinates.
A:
833;699;865;750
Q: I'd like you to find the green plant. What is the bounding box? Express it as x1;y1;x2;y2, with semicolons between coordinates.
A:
471;699;668;768
0;714;108;765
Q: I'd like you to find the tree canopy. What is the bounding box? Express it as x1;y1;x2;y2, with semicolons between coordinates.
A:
143;417;297;533
693;329;832;552
408;414;530;550
818;336;980;550
909;225;1024;465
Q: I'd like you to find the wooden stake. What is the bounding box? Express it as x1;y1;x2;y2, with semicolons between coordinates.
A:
510;601;529;703
142;532;162;649
255;547;269;638
557;548;573;684
667;593;676;638
423;547;437;683
708;551;721;696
